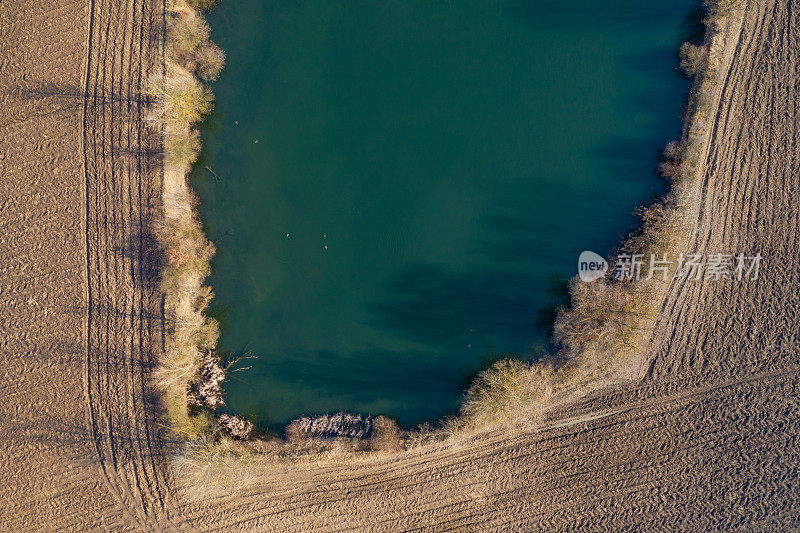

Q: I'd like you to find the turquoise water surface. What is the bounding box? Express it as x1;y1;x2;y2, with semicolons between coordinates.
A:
195;0;695;427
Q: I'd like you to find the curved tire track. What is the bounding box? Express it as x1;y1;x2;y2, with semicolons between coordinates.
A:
3;0;800;530
81;0;184;529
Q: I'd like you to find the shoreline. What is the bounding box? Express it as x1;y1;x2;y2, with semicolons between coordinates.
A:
158;0;746;455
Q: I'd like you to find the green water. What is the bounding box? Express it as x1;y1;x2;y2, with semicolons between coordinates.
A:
195;0;695;428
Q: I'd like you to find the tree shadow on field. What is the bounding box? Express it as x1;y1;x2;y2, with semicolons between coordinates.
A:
4;82;150;108
110;213;161;268
110;143;163;161
0;401;176;473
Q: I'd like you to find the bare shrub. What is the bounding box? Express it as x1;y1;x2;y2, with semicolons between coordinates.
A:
402;416;465;449
658;140;686;181
167;11;211;64
659;161;683;181
154;345;199;390
166;9;225;81
195;43;225;81
679;42;705;76
554;280;652;354
172;436;254;501
704;0;743;28
370;416;404;452
187;352;226;408
165;129;201;169
219;414;254;440
147;67;213;131
461;360;557;426
663;140;683;162
285;413;373;442
627;202;681;259
285;419;307;444
404;422;439;448
183;0;217;11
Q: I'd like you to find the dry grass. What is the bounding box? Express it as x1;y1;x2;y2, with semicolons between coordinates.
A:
166;9;225;81
370;416;404;453
165;129;201;169
148;0;228;450
172;430;258;500
403;421;454;449
704;0;744;27
148;0;745;500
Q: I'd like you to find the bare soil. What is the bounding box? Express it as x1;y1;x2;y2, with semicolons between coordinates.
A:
1;0;799;530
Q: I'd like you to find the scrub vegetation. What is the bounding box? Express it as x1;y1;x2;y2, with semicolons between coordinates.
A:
679;42;705;76
148;0;240;447
447;0;746;432
148;0;410;493
705;0;745;26
148;0;746;498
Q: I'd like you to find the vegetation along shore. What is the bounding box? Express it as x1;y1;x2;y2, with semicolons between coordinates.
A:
3;0;800;529
148;0;747;496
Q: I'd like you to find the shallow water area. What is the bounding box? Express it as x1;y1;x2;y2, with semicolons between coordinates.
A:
195;0;694;427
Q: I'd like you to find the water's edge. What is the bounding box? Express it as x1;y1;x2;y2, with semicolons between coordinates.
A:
153;1;747;459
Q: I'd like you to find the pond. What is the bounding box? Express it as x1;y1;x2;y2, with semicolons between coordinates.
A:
194;0;694;428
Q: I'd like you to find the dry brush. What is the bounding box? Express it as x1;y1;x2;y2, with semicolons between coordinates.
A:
148;0;749;497
450;0;747;433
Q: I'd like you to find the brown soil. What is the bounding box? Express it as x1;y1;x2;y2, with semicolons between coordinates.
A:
1;0;798;530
